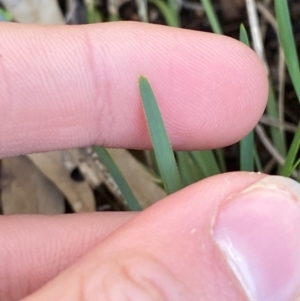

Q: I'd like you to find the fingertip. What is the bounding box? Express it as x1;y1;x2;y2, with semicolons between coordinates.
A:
213;176;300;301
94;23;269;149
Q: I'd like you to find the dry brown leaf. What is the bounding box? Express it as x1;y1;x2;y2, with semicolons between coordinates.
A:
1;156;65;214
71;148;166;208
69;148;103;189
1;0;64;24
70;148;126;208
28;151;96;213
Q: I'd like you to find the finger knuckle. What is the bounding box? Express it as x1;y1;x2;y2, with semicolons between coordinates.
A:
80;252;186;301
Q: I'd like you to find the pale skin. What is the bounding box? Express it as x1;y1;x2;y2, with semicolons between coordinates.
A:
2;21;300;301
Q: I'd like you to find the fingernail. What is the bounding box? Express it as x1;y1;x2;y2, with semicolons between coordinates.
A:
212;176;300;301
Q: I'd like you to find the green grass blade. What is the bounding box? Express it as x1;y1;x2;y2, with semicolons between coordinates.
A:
239;24;250;45
87;1;103;23
280;122;300;177
275;0;300;103
266;80;286;157
240;131;254;171
166;0;180;26
149;0;180;27
253;146;263;172
214;149;226;173
240;24;287;169
0;8;12;22
200;0;222;34
177;151;204;186
190;150;221;177
148;149;161;177
239;24;254;171
93;147;142;211
139;76;183;194
292;158;300;171
109;14;121;21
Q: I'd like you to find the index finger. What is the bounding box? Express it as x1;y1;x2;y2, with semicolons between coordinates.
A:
0;22;268;158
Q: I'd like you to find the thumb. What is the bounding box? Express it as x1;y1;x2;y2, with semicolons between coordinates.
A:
22;173;300;301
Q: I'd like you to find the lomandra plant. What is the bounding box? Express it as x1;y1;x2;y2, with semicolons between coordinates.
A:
95;0;300;210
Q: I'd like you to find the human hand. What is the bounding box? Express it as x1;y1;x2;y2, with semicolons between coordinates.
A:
1;21;299;301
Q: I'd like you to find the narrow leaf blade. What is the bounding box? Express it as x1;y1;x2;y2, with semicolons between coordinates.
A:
190;150;220;177
275;0;300;103
239;24;250;45
200;0;222;34
148;0;179;27
214;149;227;173
239;24;254;171
266;80;286;157
139;76;182;194
93;146;142;211
280;123;300;177
177;151;204;186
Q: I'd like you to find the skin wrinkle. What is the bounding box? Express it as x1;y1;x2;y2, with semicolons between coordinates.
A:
116;258;168;300
119;251;192;301
80;251;190;301
119;262;163;300
146;40;203;147
0;39;12;145
78;267;87;301
24;26;97;151
102;269;110;301
82;28;103;146
0;247;10;300
141;278;168;301
55;31;94;144
3;226;30;301
119;255;171;301
155;44;194;137
89;29;123;148
0;213;137;300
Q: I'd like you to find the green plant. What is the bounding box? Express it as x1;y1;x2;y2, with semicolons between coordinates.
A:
0;7;12;21
93;0;299;210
